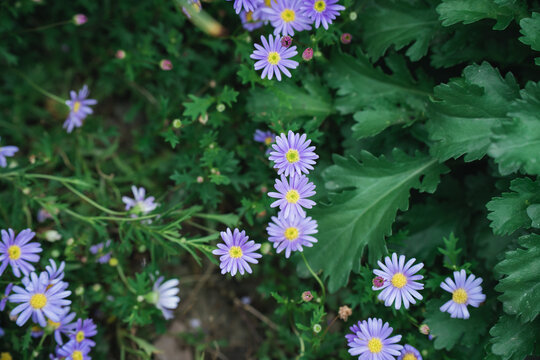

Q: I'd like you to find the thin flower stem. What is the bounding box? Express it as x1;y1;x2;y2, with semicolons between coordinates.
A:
13;70;66;104
117;265;136;293
34;333;48;359
289;314;305;360
61;182;126;215
21;20;72;33
301;252;326;302
321;315;339;338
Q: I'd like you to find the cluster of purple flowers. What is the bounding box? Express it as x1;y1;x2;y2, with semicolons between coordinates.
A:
237;0;345;80
0;228;98;359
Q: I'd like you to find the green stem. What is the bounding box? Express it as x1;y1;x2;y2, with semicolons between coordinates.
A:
13;70;66;104
301;252;326;302
62;182;126;215
117;264;136;293
34;333;48;359
21;20;71;33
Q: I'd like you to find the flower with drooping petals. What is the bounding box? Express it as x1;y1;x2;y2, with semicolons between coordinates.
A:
46;259;65;286
346;318;403;360
212;228;262;276
0;283;13;311
8;271;71;327
301;0;345;30
263;0;311;36
0;228;42;278
269;131;318;176
70;318;97;347
440;269;486;319
250;34;299;81
122;186;158;215
64;85;97;133
254;130;276;146
89;240;112;264
372;253;424;310
268;174;316;219
50;310;77;345
266;215;318;257
240;10;264;31
0;137;18;168
398;344;422;360
150;277;180;320
227;0;258;14
57;340;92;360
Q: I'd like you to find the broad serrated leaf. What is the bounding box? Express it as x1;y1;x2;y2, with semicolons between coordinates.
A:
486;178;540;235
304;149;447;292
424;299;491;350
527;204;540;228
352;108;414;139
359;0;440;61
494;234;540;322
426;62;519;162
490;315;540;359
436;0;525;30
519;12;540;64
218;86;239;107
182;94;214;121
488;81;540;176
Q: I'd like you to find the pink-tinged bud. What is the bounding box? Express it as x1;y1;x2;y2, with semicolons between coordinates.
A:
196;176;204;183
115;50;126;59
302;48;313;61
338;305;352;321
419;324;430;335
260;186;268;193
159;59;173;71
341;33;352;44
372;276;385;288
302;291;313;302
281;36;292;48
73;14;87;25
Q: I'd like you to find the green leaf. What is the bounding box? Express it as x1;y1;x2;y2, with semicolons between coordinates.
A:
182;94;214;121
519;12;540;64
304;149;447;292
424;299;491;350
426;62;519;162
352;108;414;139
490;315;540;359
488;81;540;176
527;204;540;228
486;178;540;235
161;129;180;149
495;234;540;322
218;86;239;107
436;0;525;30
359;0;440;61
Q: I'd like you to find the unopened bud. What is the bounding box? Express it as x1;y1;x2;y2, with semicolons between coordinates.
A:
172;119;182;128
341;33;352;44
302;48;313;61
198;113;208;125
216;103;226;112
281;36;292;48
196;176;204;183
159;59;173;71
75;286;84;296
302;291;313;302
109;258;119;267
313;324;322;333
115;50;126;59
73;14;87;25
419;324;430;335
349;11;357;21
373;276;385;288
44;230;61;242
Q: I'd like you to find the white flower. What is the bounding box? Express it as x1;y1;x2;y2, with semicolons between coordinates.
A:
151;277;180;320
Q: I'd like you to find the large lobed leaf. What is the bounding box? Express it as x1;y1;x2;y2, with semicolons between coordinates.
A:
488;81;540;176
304;149;447;292
494;234;540;322
519;12;540;65
486;178;540;235
490;315;540;359
426;62;519;162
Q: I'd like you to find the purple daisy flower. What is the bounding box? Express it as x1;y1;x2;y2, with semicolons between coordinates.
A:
301;0;345;30
8;271;71;327
250;34;299;81
46;259;65;286
254;130;276;146
0;283;13;311
70;318;97;347
122;186;158;215
89;240;112;264
50;310;77;345
151;277;180;320
345;321;360;345
212;228;262;276
268;174;316;219
268;131;318;176
37;209;53;223
347;318;403;360
398;344;422;360
240;10;265;31
64;85;97;133
440;269;486;319
266;215;318;258
372;253;424;310
263;0;311;36
0;228;42;278
227;0;258;14
57;340;92;360
0;137;19;168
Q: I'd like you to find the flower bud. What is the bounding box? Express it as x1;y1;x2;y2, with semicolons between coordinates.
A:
261;242;272;255
172;119;182;128
341;33;352;44
73;14;87;25
44;230;61;242
281;36;292;48
373;276;385;288
216;103;226;112
349;11;357;20
109;258;119;267
196;176;204;183
302;291;313;302
302;48;313;61
159;59;173;71
313;324;322;333
198;113;208;125
51;249;60;258
115;50;126;59
419;324;430;335
66;238;75;246
75;286;84;296
92;284;102;292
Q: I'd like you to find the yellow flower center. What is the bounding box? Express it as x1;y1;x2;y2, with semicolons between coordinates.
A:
31;325;42;333
314;0;326;12
284;227;299;241
246;11;253;21
267;51;281;65
229;246;243;258
30;293;47;309
452;288;468;304
109;257;119;267
391;273;407;288
48;319;61;329
8;245;21;260
281;9;295;22
264;136;273;145
367;337;383;353
76;330;85;342
403;354;418;360
72;350;83;360
285;149;300;163
285;190;300;203
1;353;13;360
73;101;81;113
